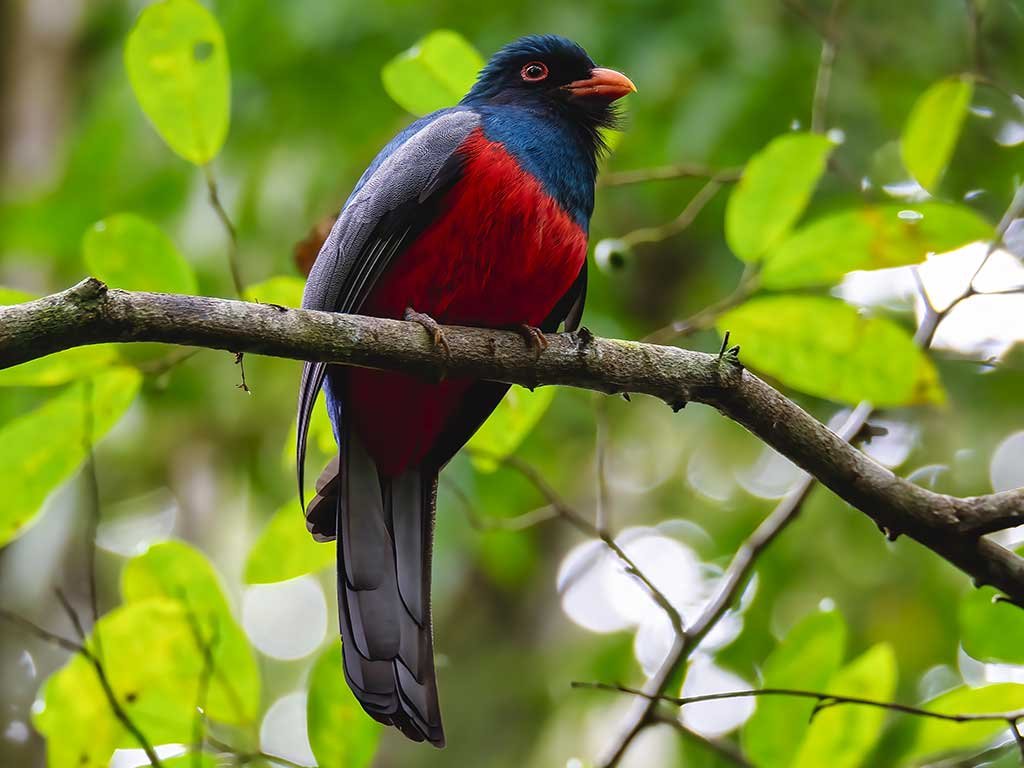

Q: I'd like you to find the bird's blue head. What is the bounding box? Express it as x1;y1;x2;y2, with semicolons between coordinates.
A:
461;35;634;139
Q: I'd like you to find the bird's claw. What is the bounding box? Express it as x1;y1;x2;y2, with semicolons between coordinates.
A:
404;307;451;368
514;324;548;358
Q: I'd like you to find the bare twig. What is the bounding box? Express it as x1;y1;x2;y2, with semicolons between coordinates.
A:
202;163;243;298
579;681;1024;759
811;0;849;133
643;264;760;344
616;175;727;249
594;394;611;532
599;164;743;188
0;609;84;655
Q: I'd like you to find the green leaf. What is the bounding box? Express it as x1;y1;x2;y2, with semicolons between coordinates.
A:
122;540;260;725
0;369;141;547
382;30;484;116
718;296;945;406
307;645;382;768
792;643;897;768
245;498;335;584
0;346;121;387
0;287;35;305
83;213;197;294
125;0;231;164
34;598;208;767
743;610;847;768
0;289;121;386
466;386;556;472
904;684;1024;762
725;132;833;262
761;203;992;290
901;76;974;193
243;275;306;307
960;586;1024;664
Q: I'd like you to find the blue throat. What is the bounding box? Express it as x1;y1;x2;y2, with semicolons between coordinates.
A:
476;105;597;231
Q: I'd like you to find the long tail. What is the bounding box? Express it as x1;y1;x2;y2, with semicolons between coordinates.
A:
308;423;445;746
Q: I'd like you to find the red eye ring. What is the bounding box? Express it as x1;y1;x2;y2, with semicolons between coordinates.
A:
520;61;548;82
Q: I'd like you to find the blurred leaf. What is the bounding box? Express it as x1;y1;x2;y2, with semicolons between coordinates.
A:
307;645;382;768
164;755;217;768
245;498;335;584
122;540;260;725
34;599;206;767
901;76;974;193
725;132;833;262
792;644;897;768
761;203;992;289
0;287;34;304
382;30;483;116
718;296;945;406
125;0;230;164
960;586;1024;664
743;610;847;768
903;683;1024;763
243;275;305;307
83;213;197;294
0;346;121;388
467;386;556;472
0;369;140;547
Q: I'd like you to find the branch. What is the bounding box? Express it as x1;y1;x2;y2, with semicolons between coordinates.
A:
2;278;1023;600
576;681;1024;760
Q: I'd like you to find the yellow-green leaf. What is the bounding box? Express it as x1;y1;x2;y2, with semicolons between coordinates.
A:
904;684;1024;763
960;585;1024;665
83;213;196;294
382;30;483;116
725;132;833;262
792;644;897;768
743;610;847;768
0;368;141;547
243;275;306;308
718;296;944;406
761;203;992;289
34;599;206;768
0;287;34;305
122;540;260;725
901;76;974;193
307;645;382;768
245;498;335;584
125;0;231;164
467;386;556;472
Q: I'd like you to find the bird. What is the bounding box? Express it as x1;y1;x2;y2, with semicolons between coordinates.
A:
296;34;634;747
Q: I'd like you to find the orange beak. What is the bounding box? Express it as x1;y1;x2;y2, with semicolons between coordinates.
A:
564;67;637;101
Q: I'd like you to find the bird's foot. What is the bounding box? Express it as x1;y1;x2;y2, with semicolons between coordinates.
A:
513;324;549;358
404;307;452;367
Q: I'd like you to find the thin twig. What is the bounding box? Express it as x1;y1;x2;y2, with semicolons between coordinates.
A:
599;164;743;188
473;450;686;636
6;602;164;766
202;163;244;298
0;609;84;655
594;394;611;533
580;681;1024;757
810;0;849;133
643;264;760;344
965;0;986;75
617;176;727;249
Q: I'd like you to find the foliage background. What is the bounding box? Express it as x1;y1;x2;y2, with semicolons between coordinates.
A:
1;1;1024;767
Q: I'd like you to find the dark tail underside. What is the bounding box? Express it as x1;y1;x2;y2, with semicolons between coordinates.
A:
306;425;444;747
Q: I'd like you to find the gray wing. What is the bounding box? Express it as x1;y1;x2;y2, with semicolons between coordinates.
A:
296;109;480;504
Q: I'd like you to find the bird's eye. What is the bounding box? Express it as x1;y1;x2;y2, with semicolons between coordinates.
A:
520;62;548;82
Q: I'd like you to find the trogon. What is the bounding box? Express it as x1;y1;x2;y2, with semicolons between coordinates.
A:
297;34;634;747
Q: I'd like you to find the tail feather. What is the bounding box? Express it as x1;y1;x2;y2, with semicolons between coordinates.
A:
322;419;444;747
